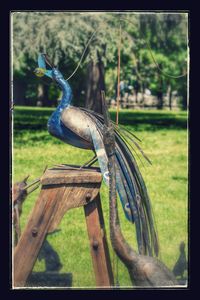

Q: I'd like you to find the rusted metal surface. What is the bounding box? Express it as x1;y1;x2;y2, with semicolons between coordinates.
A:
101;91;178;287
61;106;94;148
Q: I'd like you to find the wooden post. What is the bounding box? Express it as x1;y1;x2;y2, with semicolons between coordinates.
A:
84;194;114;287
13;166;113;288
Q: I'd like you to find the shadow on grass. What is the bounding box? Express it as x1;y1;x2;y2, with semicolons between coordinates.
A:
14;130;63;146
26;239;72;288
14;106;187;132
14;108;50;130
110;111;187;131
172;241;188;286
26;272;72;288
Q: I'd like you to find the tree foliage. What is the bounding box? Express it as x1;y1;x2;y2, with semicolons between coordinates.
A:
12;12;188;110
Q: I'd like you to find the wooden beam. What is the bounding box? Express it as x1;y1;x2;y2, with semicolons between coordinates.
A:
84;194;114;287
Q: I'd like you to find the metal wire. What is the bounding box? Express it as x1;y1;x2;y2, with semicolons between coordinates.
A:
116;23;122;126
65;28;98;81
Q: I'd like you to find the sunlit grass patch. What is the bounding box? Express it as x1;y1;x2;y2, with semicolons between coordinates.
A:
13;106;188;288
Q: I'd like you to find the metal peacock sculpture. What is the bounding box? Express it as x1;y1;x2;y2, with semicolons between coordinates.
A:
34;53;159;258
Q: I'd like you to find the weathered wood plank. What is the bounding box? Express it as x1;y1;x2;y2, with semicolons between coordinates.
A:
14;186;65;287
41;167;102;185
13;167;113;288
47;182;101;233
84;194;114;287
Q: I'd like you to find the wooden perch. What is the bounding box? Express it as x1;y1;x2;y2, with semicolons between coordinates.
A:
14;166;114;288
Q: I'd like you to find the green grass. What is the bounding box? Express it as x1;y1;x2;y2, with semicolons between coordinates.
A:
13;106;188;288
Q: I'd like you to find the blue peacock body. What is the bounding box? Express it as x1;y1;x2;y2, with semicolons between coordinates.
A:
35;54;159;257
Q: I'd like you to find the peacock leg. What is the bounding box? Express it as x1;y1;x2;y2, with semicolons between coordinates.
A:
80;154;98;168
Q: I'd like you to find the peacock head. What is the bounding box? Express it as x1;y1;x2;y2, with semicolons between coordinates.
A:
34;53;64;82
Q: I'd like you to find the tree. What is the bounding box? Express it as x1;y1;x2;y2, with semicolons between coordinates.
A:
137;13;188;109
12;12;127;112
85;50;106;113
12;12;188;110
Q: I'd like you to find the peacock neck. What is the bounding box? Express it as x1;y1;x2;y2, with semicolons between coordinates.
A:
47;76;72;136
57;77;72;111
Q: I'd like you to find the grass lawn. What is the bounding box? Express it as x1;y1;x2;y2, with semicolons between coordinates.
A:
13;106;188;288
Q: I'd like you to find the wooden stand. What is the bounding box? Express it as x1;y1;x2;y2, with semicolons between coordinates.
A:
13;166;114;288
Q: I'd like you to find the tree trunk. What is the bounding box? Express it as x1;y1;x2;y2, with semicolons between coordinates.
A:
134;72;141;105
179;80;187;110
168;84;172;110
85;53;105;114
141;83;145;106
157;76;163;110
38;83;51;107
13;78;26;106
135;91;138;104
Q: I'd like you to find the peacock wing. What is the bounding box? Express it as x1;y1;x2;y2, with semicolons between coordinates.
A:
60;107;93;148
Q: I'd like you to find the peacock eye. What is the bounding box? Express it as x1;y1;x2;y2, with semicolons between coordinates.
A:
35;68;46;77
